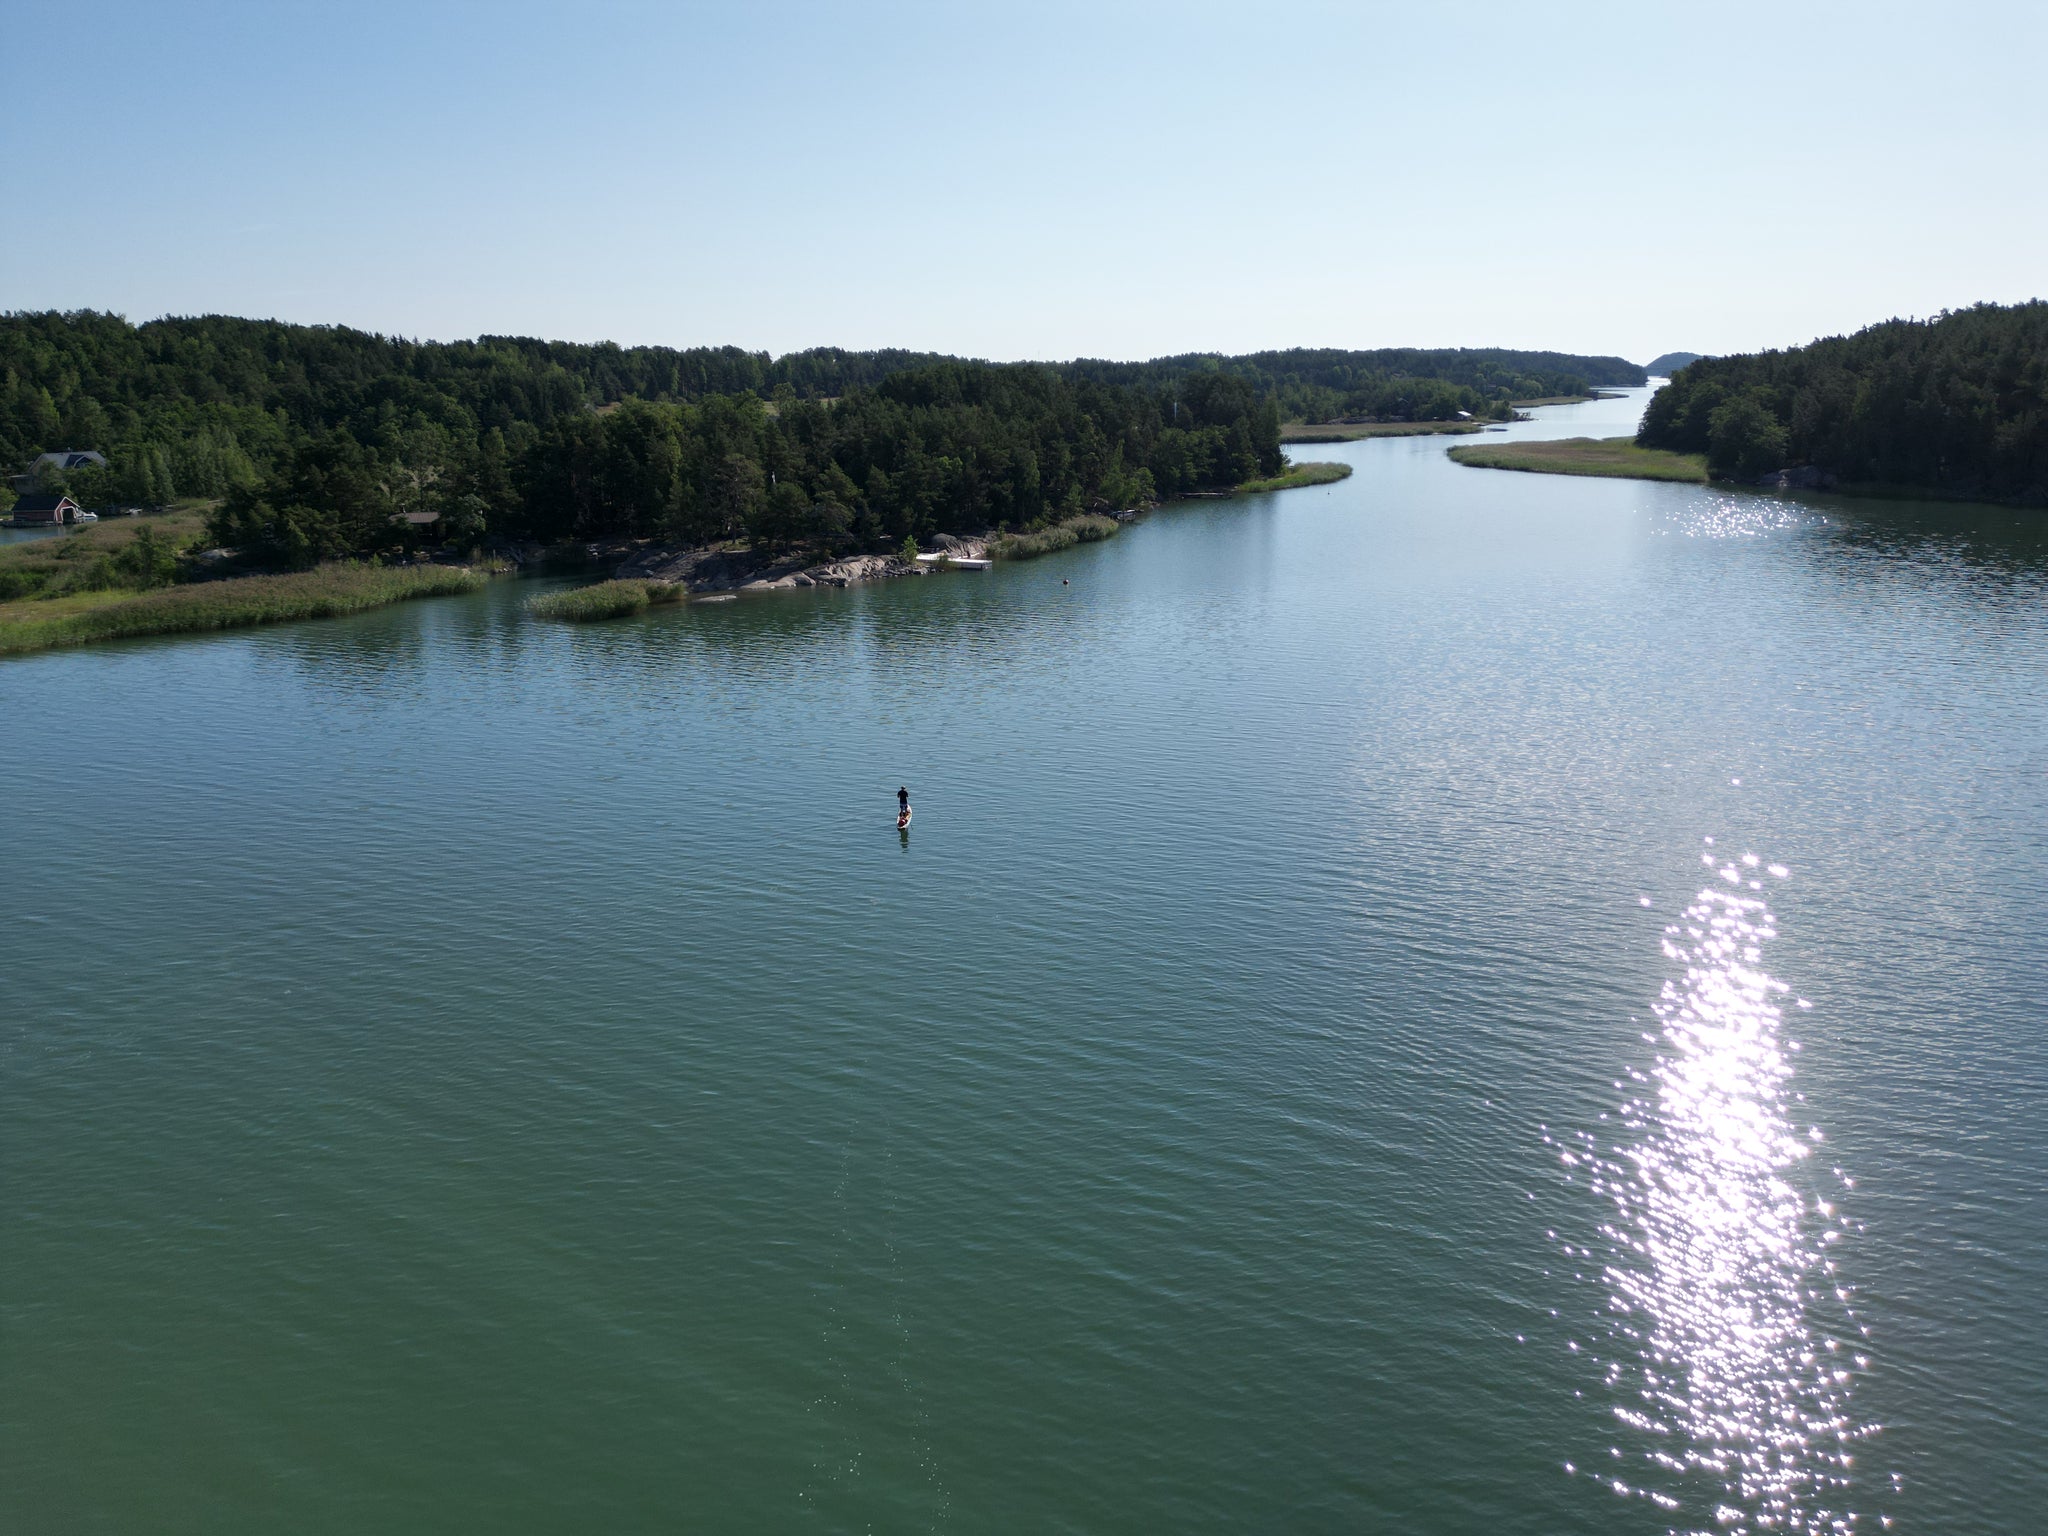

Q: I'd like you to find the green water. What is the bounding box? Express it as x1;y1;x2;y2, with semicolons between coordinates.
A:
5;393;2045;1533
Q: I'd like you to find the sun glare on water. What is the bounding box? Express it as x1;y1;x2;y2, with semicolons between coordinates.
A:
1550;847;1883;1534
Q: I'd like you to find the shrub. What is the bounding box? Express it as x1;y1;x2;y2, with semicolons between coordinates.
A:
1707;391;1790;479
1237;461;1352;492
0;563;484;655
526;579;685;623
990;513;1120;560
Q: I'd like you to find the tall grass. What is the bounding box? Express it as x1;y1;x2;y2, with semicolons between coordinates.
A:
0;562;485;656
1280;420;1482;443
1446;436;1708;483
0;507;209;600
989;513;1121;560
526;579;686;622
1238;461;1352;493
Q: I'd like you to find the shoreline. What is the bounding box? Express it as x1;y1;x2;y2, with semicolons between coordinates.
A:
0;562;486;656
1280;420;1485;443
1238;462;1352;493
2;465;1364;651
1446;437;1708;484
1446;435;2042;507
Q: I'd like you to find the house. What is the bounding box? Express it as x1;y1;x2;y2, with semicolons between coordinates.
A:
393;511;442;529
12;450;107;492
10;493;85;526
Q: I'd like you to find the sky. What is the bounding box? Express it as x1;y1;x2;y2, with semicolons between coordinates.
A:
7;0;2044;366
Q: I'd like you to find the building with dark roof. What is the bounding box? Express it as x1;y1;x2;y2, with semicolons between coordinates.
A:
12;450;108;492
9;492;85;526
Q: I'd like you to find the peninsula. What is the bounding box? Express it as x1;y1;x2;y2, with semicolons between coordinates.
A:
1447;437;1706;482
1449;303;2047;506
1637;302;2047;503
0;312;1634;652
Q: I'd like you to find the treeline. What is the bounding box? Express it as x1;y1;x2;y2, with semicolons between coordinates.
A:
1;311;1638;564
1637;302;2048;499
2;313;1644;492
1066;346;1646;424
207;363;1281;566
0;311;966;506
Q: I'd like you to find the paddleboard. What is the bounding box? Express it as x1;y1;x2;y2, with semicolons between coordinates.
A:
897;808;912;830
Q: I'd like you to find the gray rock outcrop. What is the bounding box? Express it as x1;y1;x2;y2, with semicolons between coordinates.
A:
1756;465;1837;491
613;536;989;593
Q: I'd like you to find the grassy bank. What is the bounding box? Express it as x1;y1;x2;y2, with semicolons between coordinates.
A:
1447;436;1708;483
1238;461;1353;493
0;507;209;600
0;562;486;656
989;514;1122;560
527;579;686;622
1280;420;1483;443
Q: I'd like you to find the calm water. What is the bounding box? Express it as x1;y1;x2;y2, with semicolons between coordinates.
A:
5;392;2045;1534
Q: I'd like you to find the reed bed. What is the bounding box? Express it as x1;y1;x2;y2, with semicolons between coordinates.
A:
1237;461;1353;493
989;514;1122;560
0;563;485;656
1446;436;1708;483
526;579;686;622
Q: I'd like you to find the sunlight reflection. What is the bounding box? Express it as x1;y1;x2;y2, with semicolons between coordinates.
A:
1557;854;1879;1533
1654;493;1814;541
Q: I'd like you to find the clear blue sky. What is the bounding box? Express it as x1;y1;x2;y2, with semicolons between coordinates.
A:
7;1;2043;365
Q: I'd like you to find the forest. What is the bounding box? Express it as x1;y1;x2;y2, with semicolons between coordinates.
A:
205;363;1279;567
1636;302;2048;500
1;311;1641;563
1068;346;1645;426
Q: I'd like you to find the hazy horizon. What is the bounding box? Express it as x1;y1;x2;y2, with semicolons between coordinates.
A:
7;0;2044;367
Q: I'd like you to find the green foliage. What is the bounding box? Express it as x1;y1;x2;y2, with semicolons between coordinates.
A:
110;524;181;588
898;535;920;564
1069;347;1645;424
989;514;1121;560
3;312;1653;568
525;579;684;623
1638;303;2048;499
206;433;403;568
1237;461;1352;493
0;563;484;655
0;508;206;599
1448;437;1709;483
1646;352;1706;376
1706;391;1789;479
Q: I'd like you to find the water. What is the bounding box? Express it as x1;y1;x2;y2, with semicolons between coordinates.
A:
4;392;2044;1534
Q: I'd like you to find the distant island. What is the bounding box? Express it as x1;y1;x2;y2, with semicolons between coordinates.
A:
0;314;1640;652
1645;351;1706;376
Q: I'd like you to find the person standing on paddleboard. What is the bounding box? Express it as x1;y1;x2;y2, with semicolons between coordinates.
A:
897;786;911;828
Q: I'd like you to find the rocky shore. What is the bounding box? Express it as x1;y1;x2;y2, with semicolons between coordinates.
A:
493;533;991;593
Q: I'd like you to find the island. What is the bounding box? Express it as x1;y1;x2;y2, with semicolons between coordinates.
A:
1645;352;1706;376
1447;438;1706;482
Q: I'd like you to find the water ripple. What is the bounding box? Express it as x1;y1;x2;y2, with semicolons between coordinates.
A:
1565;851;1883;1533
1653;492;1816;541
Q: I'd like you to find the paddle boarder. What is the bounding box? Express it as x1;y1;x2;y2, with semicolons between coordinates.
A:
897;786;911;830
